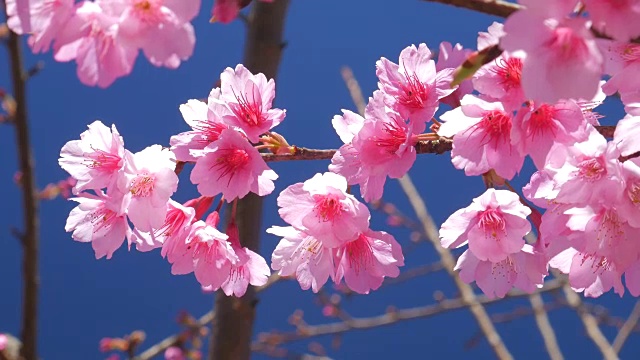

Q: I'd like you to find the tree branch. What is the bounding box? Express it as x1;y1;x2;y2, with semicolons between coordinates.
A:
528;293;564;360
561;283;618;360
420;0;520;18
5;17;40;360
208;2;291;359
612;300;640;354
253;280;564;346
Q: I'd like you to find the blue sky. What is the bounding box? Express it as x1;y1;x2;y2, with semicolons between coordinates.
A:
1;1;638;359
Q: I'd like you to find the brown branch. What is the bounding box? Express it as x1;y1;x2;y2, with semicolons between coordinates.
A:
529;293;564;360
612;300;640;354
397;174;513;360
420;0;520;18
208;2;291;360
5;17;40;360
340;66;366;115
253;279;564;346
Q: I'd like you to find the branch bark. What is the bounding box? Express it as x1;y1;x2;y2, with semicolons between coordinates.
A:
5;22;40;360
208;2;291;360
421;0;520;18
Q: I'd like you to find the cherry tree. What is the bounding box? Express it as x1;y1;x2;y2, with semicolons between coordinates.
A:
4;0;640;359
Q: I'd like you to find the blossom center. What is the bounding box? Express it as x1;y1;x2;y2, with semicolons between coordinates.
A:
546;27;588;61
193;121;227;143
130;173;155;197
399;67;429;109
494;57;522;91
577;157;606;181
480;110;512;141
621;43;640;63
527;104;557;139
89;205;118;235
346;235;374;274
627;181;640;205
133;0;163;24
86;148;121;172
214;148;250;181
375;120;410;154
231;90;264;128
478;209;506;239
313;194;343;222
156;208;188;238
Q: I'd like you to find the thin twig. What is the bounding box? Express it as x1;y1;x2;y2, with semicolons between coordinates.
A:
561;283;618;360
340;67;366;115
253;280;564;345
612;300;640;354
5;17;40;360
421;0;520;18
529;293;564;360
397;174;513;360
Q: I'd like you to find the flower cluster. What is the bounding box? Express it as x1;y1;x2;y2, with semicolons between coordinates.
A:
6;0;200;87
329;43;458;201
436;10;640;299
268;172;404;294
59;64;287;296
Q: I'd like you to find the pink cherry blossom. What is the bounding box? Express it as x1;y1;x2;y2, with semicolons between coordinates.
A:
547;128;623;206
0;334;6;351
170;90;230;162
477;21;506;50
332;229;404;294
53;1;139;88
6;0;76;53
511;99;590;169
188;213;237;289
376;43;455;124
456;244;547;299
501;9;603;103
440;188;531;262
115;0;199;68
438;95;525;180
59;120;125;194
617;158;640;228
211;0;274;24
613;114;640;157
220;221;270;297
277;172;370;248
436;41;473;108
268;226;334;293
65;191;131;259
164;346;186;360
583;0;640;41
329;92;418;201
117;145;179;232
190;128;277;200
132;199;196;252
216;64;286;142
472;52;525;111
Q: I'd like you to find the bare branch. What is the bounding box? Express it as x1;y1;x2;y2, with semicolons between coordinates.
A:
612;300;640;354
529;293;564;360
340;66;366;115
561;283;618;360
397;174;513;360
420;0;520;18
4;17;40;360
253;280;564;345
